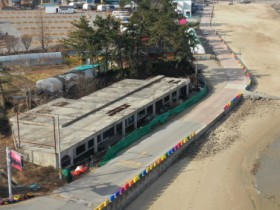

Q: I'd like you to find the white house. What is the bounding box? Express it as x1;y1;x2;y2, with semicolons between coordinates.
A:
45;5;74;14
45;5;59;13
173;0;192;17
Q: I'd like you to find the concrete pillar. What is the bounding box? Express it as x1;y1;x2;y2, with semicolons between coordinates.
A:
169;94;172;104
134;114;137;129
153;103;156;115
176;89;180;102
70;157;74;166
114;125;117;134
186;84;189;96
122;120;126;136
94;138;98;153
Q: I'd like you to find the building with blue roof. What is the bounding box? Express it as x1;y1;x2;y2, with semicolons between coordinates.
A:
71;64;100;78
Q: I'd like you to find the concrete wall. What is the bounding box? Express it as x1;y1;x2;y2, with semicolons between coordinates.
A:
22;148;57;168
98;133;197;210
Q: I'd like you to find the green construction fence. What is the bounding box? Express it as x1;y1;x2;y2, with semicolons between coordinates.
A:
99;82;208;166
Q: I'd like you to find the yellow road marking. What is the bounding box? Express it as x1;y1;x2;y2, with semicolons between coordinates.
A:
116;160;142;168
116;151;148;168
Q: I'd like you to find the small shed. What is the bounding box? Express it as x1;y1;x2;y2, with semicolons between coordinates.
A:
71;64;100;78
124;1;138;9
59;5;75;14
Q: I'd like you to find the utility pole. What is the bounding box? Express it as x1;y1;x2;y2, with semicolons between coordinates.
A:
6;147;13;199
57;115;62;179
195;59;199;90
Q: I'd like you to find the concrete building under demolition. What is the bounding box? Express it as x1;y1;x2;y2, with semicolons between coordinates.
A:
9;76;190;168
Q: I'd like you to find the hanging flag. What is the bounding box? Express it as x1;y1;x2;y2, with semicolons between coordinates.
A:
10;150;23;171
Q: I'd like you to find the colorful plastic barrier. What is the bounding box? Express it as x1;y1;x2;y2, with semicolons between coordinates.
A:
224;93;243;111
0;192;34;206
214;30;253;90
94;132;196;210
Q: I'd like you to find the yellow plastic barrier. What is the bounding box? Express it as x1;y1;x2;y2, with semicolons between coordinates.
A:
146;167;150;173
133;175;140;183
133;176;137;183
153;162;157;168
94;204;103;210
100;202;105;208
192;132;196;138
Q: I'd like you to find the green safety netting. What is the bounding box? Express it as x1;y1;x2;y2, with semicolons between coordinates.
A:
99;82;208;166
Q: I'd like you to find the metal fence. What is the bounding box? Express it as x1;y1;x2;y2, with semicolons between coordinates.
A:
0;52;62;66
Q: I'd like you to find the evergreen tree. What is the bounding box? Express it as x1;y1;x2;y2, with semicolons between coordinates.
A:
93;15;121;72
62;0;196;76
62;16;95;61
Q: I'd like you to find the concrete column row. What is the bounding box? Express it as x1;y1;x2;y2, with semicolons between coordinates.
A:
87;84;190;158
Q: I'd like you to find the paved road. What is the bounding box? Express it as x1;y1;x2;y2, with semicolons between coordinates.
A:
0;6;250;210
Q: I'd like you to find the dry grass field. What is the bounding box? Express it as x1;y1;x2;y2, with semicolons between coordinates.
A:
0;9;106;51
0;64;71;96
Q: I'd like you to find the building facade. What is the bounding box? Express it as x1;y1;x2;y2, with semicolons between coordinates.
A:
10;76;190;168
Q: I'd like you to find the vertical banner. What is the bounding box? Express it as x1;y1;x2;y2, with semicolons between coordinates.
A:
10;150;23;171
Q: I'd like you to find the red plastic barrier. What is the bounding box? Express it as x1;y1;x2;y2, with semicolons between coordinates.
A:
71;165;88;176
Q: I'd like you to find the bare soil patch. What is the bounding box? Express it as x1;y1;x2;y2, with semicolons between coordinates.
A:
0;136;65;198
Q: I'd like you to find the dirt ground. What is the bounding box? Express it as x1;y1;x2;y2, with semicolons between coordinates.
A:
0;64;71;198
0;136;66;198
213;3;280;97
1;64;71;97
126;3;280;210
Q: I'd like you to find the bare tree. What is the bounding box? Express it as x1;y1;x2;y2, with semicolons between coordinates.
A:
12;37;20;53
3;35;19;54
36;10;51;51
68;76;97;98
0;75;5;110
77;76;97;97
21;34;33;52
